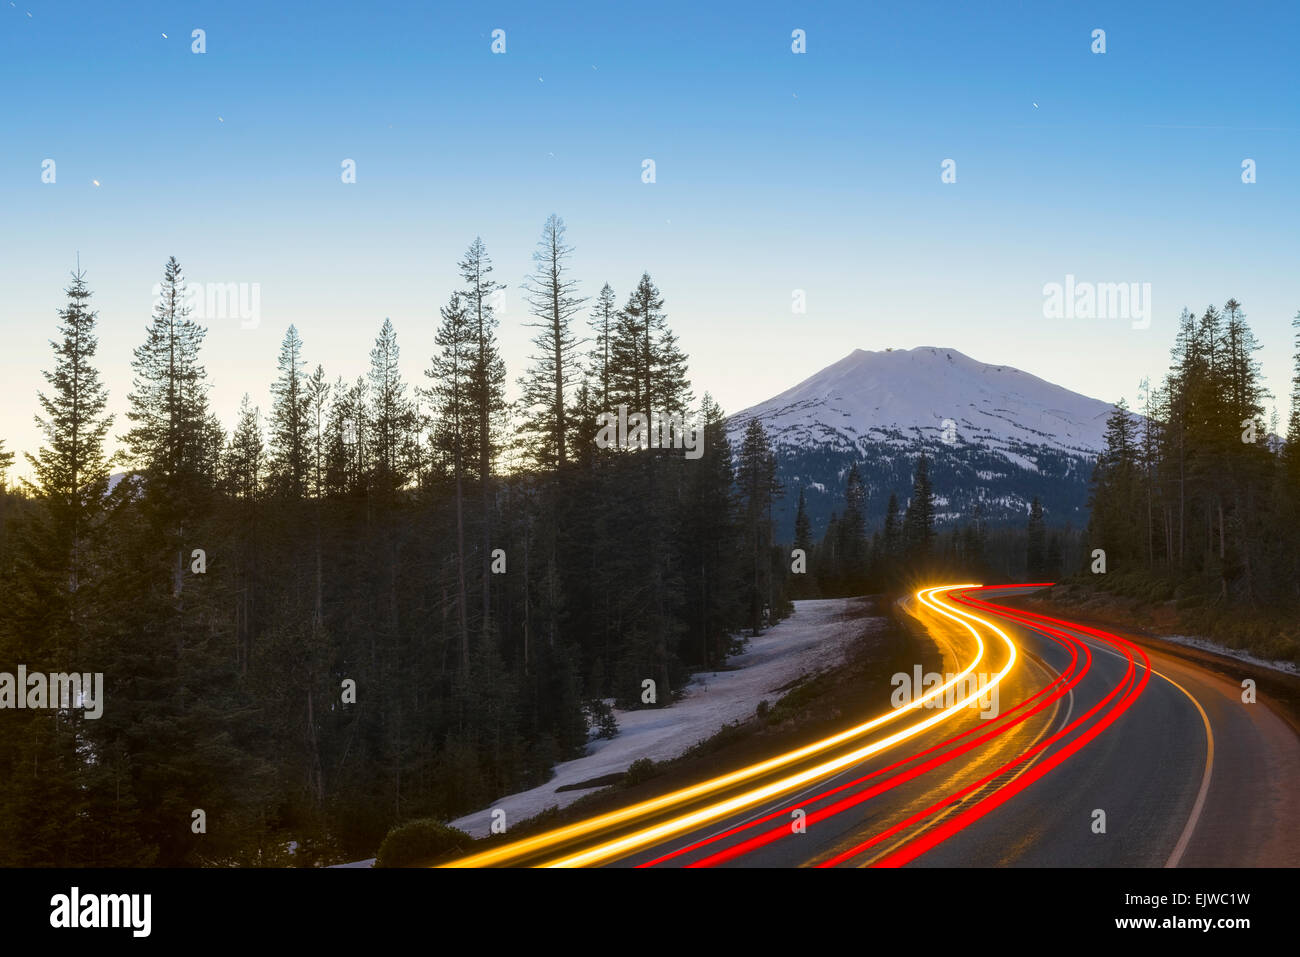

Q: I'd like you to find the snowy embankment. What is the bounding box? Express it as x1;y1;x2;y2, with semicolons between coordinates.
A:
1160;633;1300;676
446;597;873;839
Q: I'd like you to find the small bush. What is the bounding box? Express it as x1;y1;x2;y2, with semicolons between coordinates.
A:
624;757;658;787
375;819;472;868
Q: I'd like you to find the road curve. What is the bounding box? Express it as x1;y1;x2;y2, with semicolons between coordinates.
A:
442;585;1300;868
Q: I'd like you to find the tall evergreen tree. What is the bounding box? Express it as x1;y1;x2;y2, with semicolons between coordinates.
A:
519;215;585;470
24;266;115;593
1026;496;1046;580
793;488;813;554
1;267;115;864
610;273;692;419
902;454;935;562
1089;400;1141;571
737;419;782;633
459;239;507;628
682;394;739;665
837;463;868;584
587;283;618;411
124;256;212;497
223;394;264;500
368;318;412;491
306;364;331;499
427;292;475;671
269;325;310;499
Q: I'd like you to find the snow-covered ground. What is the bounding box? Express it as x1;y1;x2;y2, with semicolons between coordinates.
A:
445;597;877;839
1159;633;1300;676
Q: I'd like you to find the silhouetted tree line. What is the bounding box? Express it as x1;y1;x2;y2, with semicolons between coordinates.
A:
1086;300;1300;609
0;218;794;864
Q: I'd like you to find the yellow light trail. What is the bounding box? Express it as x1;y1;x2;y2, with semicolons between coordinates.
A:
443;584;1009;868
539;586;1018;867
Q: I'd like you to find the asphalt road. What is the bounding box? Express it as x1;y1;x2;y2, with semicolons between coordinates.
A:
609;586;1300;868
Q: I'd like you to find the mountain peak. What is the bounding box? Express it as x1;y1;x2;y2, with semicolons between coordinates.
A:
727;346;1120;536
732;345;1115;460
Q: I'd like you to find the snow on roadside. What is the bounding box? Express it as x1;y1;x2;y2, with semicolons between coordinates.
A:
447;597;878;839
1159;633;1299;676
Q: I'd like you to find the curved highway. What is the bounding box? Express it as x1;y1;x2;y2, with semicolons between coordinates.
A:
442;585;1300;868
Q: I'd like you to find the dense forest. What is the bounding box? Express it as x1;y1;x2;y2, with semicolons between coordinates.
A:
1083;300;1300;648
0;217;802;865
787;455;1082;599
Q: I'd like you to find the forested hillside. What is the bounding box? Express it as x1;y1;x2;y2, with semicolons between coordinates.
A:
1081;301;1300;658
0;217;794;864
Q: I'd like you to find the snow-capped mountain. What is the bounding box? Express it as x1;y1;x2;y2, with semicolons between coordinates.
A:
727;346;1118;540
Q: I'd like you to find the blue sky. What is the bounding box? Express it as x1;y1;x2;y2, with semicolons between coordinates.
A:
2;1;1298;475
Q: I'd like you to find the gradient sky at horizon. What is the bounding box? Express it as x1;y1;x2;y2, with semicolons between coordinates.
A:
3;1;1298;479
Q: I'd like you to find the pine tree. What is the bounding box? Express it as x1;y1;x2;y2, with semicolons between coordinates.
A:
790;487;815;599
903;454;935;562
1;266;116;864
793;488;812;553
306;365;331;499
737;419;782;632
223;395;264;500
587;283;618;411
24;266;115;592
519;215;585;470
1089;400;1141;570
459;238;507;628
123;256;220;605
1026;496;1046;580
124;256;212;499
427;292;475;671
325;376;371;495
837;463;868;584
683;394;738;665
610;273;692;419
368;318;412;491
322;377;350;496
269;325;310;499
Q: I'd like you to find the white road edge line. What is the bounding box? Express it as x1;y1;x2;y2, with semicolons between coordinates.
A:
1057;624;1214;869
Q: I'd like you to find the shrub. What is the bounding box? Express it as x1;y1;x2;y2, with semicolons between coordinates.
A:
375;819;472;868
624;757;658;787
